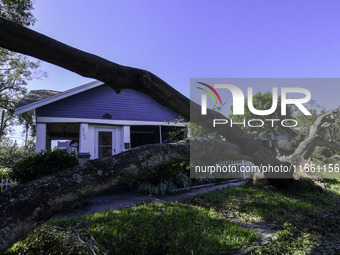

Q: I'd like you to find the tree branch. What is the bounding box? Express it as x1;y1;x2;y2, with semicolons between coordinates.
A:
316;138;340;152
0;141;189;253
0;16;288;174
0;137;257;253
292;111;338;159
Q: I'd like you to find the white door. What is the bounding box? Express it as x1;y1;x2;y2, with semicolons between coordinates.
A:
95;128;116;159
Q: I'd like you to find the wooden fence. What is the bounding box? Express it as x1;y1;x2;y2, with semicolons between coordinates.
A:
0;179;17;192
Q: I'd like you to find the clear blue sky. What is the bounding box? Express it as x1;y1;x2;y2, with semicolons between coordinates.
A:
24;0;340;111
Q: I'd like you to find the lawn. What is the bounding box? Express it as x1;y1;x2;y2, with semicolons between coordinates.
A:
6;178;340;255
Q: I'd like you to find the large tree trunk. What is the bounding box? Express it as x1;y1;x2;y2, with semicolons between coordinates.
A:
0;141;189;253
0;17;297;252
0;137;268;253
0;17;292;182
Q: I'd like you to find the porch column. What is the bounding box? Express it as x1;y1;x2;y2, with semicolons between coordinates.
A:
35;123;46;153
79;123;89;153
123;126;130;150
78;123;90;164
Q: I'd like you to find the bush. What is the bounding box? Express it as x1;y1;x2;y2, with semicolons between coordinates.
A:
7;225;93;255
0;167;13;179
0;138;23;168
11;149;79;184
136;162;192;195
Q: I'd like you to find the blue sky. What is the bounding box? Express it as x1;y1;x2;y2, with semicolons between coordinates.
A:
11;0;340;143
26;0;340;107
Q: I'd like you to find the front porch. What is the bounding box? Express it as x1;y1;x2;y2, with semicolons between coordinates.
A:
35;119;186;163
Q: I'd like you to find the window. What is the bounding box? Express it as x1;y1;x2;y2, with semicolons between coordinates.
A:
130;126;160;148
98;131;112;158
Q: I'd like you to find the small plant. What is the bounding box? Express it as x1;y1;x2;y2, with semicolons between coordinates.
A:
11;148;79;183
136;162;192;195
7;225;98;255
0;167;13;179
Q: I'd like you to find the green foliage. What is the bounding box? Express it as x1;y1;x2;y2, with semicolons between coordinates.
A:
0;0;36;26
0;0;44;144
9;202;259;255
252;222;314;255
0;167;12;179
293;104;340;164
7;180;340;254
190;179;340;254
0;138;23;168
7;225;93;255
136;162;192;195
230;92;294;155
11;149;79;183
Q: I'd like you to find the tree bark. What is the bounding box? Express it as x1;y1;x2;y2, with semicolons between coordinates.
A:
0;17;297;252
0;141;189;253
0;109;5;143
288;111;340;169
0;137;263;253
0;17;292;181
292;111;338;160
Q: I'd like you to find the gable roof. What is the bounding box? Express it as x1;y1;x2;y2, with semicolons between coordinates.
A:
16;90;61;109
15;80;103;115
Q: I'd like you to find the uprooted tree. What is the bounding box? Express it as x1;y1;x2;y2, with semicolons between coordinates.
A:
0;17;339;253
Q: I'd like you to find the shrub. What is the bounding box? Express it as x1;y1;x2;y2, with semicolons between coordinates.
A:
11;149;79;184
0;138;23;168
7;225;94;255
136;162;192;195
0;167;13;179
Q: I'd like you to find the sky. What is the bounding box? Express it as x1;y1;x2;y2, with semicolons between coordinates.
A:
12;0;340;142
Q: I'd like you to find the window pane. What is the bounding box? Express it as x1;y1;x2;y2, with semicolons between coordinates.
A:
99;147;112;158
99;132;112;145
98;132;112;158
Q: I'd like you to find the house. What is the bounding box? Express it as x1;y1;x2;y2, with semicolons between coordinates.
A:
15;80;185;163
259;126;299;155
57;141;77;153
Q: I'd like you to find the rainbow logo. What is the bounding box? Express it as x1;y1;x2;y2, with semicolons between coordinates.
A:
196;82;222;106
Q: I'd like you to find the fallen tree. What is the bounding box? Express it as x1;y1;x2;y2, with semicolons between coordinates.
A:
0;17;291;181
0;16;339;253
0;141;189;253
0;137;269;253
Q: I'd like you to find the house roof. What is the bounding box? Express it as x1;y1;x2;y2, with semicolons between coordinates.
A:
16;90;61;109
15;80;104;115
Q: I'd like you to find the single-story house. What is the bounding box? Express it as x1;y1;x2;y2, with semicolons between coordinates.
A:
57;141;77;153
15;80;185;162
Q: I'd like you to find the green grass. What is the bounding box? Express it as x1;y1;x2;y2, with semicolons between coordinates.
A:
7;178;340;255
8;202;259;255
189;178;340;254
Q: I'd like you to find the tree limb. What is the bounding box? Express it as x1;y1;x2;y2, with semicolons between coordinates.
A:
292;111;338;159
0;16;297;252
0;137;259;253
316;138;340;152
0;141;189;253
0;17;290;178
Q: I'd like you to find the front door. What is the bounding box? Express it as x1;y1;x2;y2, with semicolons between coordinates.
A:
95;128;116;159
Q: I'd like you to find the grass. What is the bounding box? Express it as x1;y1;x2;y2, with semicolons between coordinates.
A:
6;178;340;254
190;178;340;254
8;202;259;255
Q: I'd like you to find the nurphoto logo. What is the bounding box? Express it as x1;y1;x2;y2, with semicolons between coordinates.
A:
196;81;312;128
